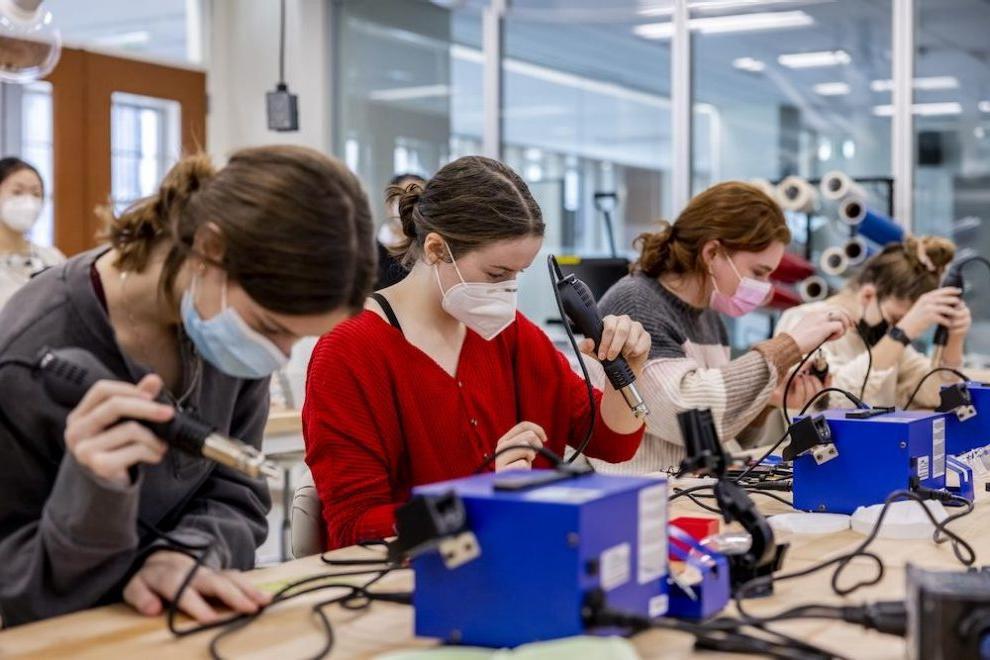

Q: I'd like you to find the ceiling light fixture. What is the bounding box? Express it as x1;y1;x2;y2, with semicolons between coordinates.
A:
733;56;766;72
870;76;959;92
872;101;963;117
638;0;830;17
777;49;850;68
634;10;814;39
813;82;851;96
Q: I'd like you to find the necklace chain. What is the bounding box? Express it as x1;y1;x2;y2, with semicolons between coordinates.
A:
118;270;200;405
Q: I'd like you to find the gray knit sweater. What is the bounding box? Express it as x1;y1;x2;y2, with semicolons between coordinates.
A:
589;273;800;474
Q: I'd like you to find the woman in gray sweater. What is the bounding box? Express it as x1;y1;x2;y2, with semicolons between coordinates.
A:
594;182;852;473
0;146;375;626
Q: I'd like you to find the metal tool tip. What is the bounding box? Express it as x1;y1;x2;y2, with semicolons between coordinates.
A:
260;462;281;480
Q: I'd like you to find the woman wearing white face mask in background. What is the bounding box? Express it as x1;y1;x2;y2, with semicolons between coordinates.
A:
303;156;651;550
0;158;65;309
591;182;853;475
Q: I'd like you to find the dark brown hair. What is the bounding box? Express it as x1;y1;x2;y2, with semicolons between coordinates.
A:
633;181;791;278
850;235;955;302
0;157;43;194
103;146;376;314
385;156;544;267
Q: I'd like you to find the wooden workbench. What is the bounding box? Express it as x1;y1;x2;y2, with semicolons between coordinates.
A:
1;488;985;659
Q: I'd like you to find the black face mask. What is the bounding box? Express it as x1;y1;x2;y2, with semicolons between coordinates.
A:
856;298;889;347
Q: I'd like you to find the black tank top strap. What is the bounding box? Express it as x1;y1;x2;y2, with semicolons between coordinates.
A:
369;292;403;334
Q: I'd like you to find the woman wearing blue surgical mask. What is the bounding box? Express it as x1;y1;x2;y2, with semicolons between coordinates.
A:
591;182;853;475
304;156;651;550
0;157;65;310
0;147;375;626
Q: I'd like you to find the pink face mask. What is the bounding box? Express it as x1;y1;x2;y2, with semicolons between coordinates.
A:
709;251;772;318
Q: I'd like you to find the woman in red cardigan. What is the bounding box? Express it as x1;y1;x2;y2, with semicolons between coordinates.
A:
303;156;650;549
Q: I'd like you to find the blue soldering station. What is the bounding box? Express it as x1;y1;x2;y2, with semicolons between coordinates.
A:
943;382;990;457
407;470;670;648
791;409;948;514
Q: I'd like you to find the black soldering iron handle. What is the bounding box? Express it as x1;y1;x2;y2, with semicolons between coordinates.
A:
933;264;964;349
36;346;212;456
554;274;637;390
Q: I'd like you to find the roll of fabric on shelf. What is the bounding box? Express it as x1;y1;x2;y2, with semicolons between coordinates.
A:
839;198;906;246
820;170;867;202
797;275;829;303
820;245;850;277
777;175;819;213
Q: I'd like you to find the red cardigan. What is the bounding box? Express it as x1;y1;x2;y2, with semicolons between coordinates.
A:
302;310;645;549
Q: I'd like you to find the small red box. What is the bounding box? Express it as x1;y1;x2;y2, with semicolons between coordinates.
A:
669;516;720;561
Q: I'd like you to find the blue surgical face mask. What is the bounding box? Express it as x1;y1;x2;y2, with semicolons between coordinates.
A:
181;273;289;379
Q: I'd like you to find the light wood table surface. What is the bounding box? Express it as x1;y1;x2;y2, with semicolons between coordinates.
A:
1;485;985;659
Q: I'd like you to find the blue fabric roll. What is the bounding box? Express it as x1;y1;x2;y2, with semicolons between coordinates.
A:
858;209;905;246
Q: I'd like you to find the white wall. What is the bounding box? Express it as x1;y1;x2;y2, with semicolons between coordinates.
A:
202;0;337;406
203;0;333;159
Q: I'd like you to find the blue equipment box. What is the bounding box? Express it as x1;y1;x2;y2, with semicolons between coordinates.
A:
793;410;946;514
944;382;990;456
412;470;669;648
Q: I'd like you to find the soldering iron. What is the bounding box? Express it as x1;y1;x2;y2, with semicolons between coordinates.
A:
932;256;990;368
36;346;279;480
548;255;648;418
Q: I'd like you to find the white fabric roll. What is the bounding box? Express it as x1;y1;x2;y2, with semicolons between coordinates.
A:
798;275;828;302
777;176;819;213
838;196;867;225
820;170;867;201
749;178;781;205
843;236;869;266
820;246;849;276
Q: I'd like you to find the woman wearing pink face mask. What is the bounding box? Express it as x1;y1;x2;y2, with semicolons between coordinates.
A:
592;182;853;474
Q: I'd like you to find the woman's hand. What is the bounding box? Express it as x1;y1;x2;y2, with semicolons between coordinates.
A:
493;421;547;471
64;375;175;487
897;287;962;340
123;550;271;623
785;306;853;354
770;372;830;410
947;300;971;339
578;315;651;375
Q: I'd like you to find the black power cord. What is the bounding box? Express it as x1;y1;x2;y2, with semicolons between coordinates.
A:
904;366;969;410
547;255;597;465
206;568;408;660
589;598;844;660
854;322;873;400
278;0;286;86
735;386;867;484
779;340;827;426
474;443;565;473
733;489;976;619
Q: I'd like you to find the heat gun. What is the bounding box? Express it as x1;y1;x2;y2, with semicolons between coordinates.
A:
37;346;279;479
549;255;648;418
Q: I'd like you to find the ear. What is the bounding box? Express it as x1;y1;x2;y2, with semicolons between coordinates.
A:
192;223;226;265
700;240;721;273
422;232;449;265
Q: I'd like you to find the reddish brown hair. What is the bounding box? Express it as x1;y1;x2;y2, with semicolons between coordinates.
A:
633;181;791;278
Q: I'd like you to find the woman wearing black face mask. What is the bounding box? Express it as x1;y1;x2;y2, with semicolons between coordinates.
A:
776;236;969;409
